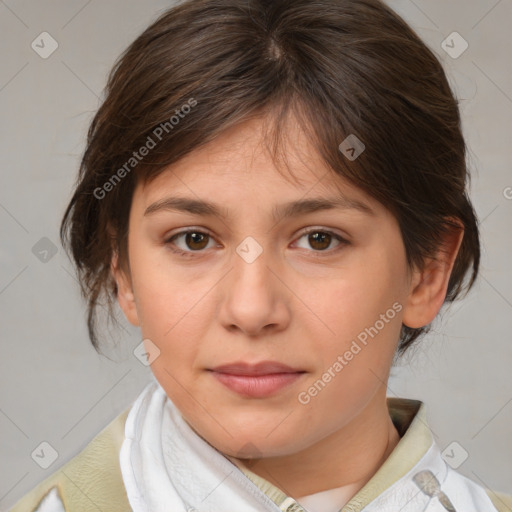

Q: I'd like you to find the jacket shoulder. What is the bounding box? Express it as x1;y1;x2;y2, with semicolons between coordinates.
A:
486;489;512;512
9;406;132;512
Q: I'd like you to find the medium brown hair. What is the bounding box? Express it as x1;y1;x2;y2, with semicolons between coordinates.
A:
60;0;480;355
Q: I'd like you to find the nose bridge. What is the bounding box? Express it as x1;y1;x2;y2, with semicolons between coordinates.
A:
218;235;289;335
231;234;275;303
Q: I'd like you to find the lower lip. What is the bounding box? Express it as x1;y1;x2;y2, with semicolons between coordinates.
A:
211;371;304;398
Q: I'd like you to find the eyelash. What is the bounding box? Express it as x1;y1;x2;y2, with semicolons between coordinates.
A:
164;227;349;259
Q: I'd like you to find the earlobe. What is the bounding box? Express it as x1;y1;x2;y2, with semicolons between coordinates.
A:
111;251;140;327
402;223;464;329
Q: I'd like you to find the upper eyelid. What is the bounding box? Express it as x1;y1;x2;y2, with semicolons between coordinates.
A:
166;226;347;239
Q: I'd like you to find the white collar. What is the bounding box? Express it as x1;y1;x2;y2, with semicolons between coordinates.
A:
119;378;498;512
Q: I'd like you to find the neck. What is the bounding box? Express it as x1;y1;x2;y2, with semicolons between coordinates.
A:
231;388;400;499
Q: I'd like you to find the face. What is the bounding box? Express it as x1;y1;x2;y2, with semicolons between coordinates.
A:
114;115;416;459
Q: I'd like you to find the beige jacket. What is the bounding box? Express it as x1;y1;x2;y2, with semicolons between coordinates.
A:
8;399;512;512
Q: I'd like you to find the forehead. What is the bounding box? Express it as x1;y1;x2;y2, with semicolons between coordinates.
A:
134;114;382;218
144;115;362;192
143;114;318;187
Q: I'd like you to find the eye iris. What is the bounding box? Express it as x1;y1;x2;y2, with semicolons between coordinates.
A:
309;232;331;250
186;232;208;250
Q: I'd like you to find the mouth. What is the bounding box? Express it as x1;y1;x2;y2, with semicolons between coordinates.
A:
208;361;306;398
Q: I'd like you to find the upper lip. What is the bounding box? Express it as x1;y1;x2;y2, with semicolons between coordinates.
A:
210;361;305;375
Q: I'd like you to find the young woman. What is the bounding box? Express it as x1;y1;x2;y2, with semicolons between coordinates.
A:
10;0;511;511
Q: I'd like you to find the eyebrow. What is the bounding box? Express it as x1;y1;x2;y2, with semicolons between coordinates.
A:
143;195;374;222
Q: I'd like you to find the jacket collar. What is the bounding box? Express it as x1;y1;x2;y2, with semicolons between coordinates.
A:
234;398;433;511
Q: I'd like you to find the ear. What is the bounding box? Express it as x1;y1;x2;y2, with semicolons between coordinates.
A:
111;250;140;327
402;221;464;329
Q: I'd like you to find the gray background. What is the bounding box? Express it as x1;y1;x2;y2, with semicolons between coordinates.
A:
0;0;511;509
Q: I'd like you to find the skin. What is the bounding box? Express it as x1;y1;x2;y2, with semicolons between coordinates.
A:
112;114;463;499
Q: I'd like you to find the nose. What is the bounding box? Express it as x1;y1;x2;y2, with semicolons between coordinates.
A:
216;241;291;337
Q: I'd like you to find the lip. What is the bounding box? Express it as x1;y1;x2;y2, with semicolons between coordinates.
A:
211;361;303;375
209;361;306;398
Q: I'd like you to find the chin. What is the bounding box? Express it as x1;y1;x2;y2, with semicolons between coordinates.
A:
202;427;307;461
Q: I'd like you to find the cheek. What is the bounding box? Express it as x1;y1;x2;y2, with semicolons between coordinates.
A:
311;266;399;338
129;251;216;369
301;253;405;376
130;243;204;325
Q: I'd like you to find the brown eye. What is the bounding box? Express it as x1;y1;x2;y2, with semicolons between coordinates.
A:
308;232;332;251
166;230;215;255
184;232;209;250
294;229;347;254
